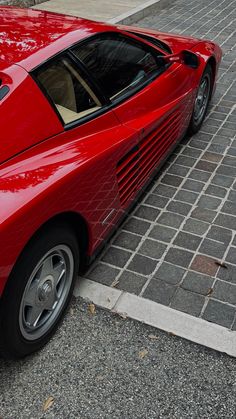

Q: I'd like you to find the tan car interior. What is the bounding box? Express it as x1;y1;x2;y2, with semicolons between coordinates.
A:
38;59;101;124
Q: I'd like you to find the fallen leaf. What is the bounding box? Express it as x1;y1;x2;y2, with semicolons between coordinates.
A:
168;332;176;337
215;260;227;268
111;278;119;287
70;307;74;316
88;303;96;315
207;287;213;296
138;349;148;359
148;334;159;340
118;312;127;319
43;396;54;412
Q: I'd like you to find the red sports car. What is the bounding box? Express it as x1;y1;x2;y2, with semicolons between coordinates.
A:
0;6;222;358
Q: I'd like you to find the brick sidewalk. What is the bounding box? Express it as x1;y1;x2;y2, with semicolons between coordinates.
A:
81;0;236;335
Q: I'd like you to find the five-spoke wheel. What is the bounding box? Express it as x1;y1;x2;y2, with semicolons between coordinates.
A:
188;64;213;135
0;225;79;359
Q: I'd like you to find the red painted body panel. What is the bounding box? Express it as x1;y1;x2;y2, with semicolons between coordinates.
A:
0;7;222;297
0;65;63;164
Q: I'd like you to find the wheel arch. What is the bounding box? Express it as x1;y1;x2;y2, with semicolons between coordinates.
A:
206;55;217;97
29;211;90;269
3;211;90;293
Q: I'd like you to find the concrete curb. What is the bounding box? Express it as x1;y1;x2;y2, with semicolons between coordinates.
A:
109;0;174;25
75;278;236;357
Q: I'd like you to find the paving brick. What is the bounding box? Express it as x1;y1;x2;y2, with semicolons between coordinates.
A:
222;201;236;216
182;179;205;193
196;133;213;143
143;279;176;306
217;165;236;177
212;280;236;305
211;174;234;188
124;218;151;235
153;184;177;198
113;231;141;251
205;118;222;128
170;288;205;317
167;164;190;177
189;138;208;150
154;262;185;285
181;271;214;296
228;190;236;203
191;207;216;223
189;169;211;182
208;144;227;155
182;147;202;158
195;161;217;173
174;155;197;167
87;263;120;286
182;218;209;236
217;263;236;284
218;127;235;138
116;271;147;294
127;254;157;276
226;247;236;265
165;248;194;268
134;205;160;221
202;151;223;163
211;131;229;143
191;255;218;276
139;239;166;260
148;224;176;243
144;194;169;209
173;231;201;251
157;212;184;229
222;156;236;168
175;189;199;204
199;239;227;259
226;147;236;157
102;247;132;268
207;225;232;244
161;174;183;187
215;214;236;230
205;184;227;198
202;300;236;328
166;200;192;216
197;195;221;210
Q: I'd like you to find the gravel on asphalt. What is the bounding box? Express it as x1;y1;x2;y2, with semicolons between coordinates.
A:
0;299;236;419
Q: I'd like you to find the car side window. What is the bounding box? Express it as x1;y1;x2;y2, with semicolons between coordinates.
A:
72;34;163;101
35;57;102;124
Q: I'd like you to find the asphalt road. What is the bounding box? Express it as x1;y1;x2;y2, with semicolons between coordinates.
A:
0;298;236;419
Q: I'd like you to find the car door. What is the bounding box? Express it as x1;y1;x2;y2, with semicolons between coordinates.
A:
72;32;196;207
33;53;140;251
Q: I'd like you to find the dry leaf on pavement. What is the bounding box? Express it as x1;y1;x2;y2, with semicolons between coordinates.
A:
88;303;96;314
43;396;54;412
207;288;213;296
111;278;119;287
215;260;227;268
118;312;127;319
148;334;159;340
138;349;148;359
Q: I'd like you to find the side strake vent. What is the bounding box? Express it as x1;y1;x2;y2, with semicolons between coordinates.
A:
116;144;140;207
116;109;183;207
137;110;182;190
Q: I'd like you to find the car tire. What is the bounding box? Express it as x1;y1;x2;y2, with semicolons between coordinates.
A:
188;64;213;135
0;224;79;359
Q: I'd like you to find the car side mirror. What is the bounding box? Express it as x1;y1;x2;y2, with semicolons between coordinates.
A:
157;50;200;69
